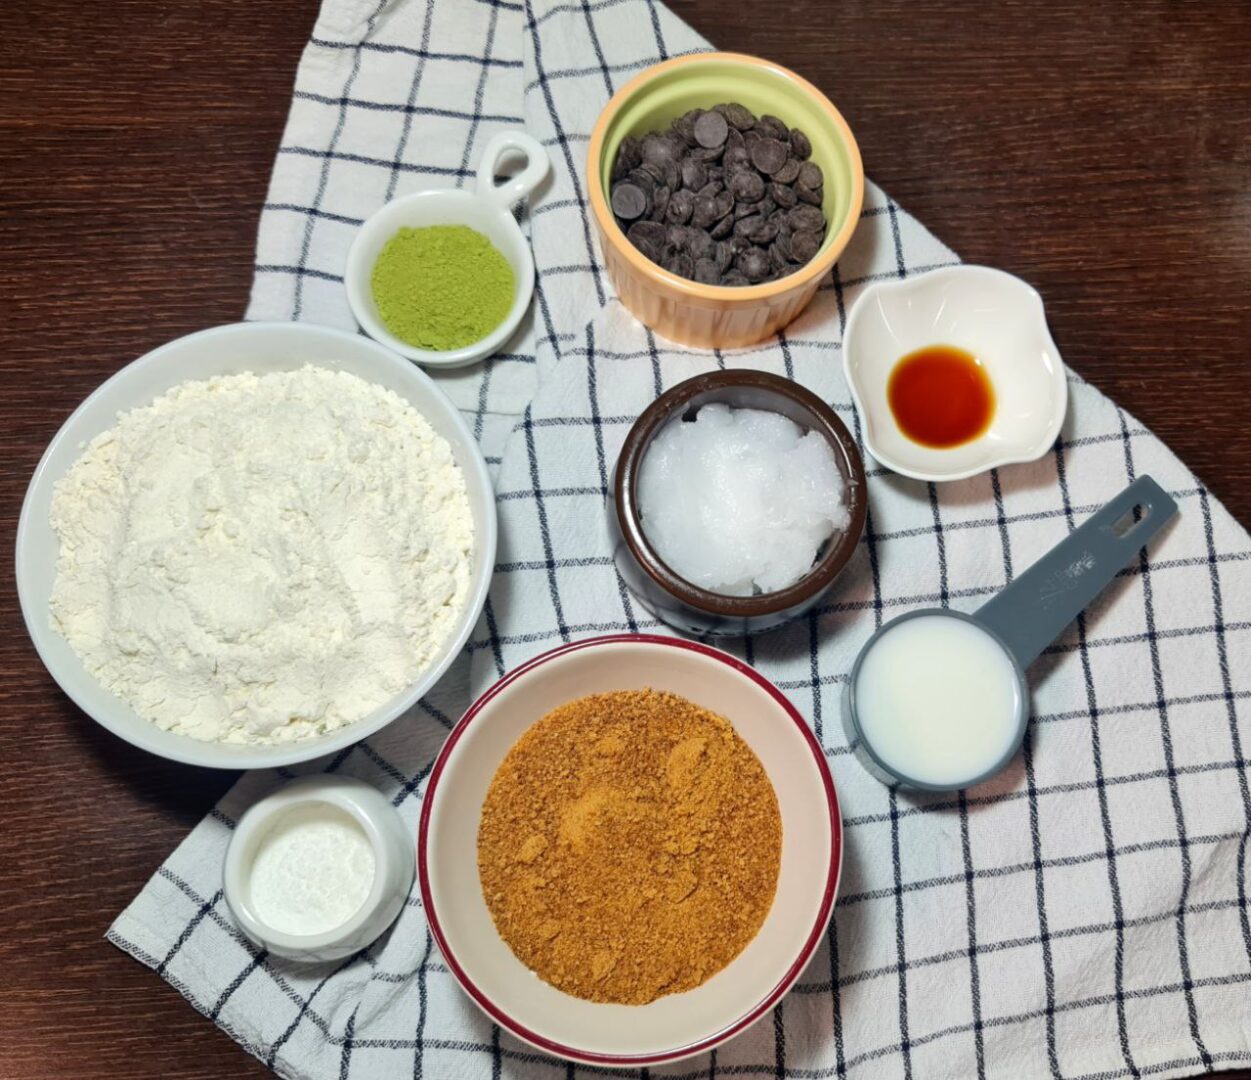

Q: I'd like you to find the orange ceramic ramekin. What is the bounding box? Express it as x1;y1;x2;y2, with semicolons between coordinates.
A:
587;52;864;350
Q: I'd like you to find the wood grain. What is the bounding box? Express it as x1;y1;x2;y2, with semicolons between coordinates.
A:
0;1;1247;1077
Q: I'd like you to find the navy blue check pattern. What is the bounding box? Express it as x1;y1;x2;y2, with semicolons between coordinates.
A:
109;1;1251;1077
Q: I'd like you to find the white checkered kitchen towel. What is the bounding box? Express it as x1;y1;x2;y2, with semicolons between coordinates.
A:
108;0;1251;1077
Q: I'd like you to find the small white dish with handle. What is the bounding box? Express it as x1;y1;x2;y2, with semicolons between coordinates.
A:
345;130;550;369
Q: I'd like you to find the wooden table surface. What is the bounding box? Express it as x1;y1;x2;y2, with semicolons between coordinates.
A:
1;1;1247;1076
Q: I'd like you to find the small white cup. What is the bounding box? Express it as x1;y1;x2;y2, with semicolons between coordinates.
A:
223;775;415;962
345;131;550;369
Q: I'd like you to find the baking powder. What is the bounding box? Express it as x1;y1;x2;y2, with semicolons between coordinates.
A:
249;803;376;936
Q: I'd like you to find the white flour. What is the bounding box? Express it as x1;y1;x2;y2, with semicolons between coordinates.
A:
49;366;474;745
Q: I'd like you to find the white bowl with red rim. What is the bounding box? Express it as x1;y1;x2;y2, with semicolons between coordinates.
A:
418;634;841;1066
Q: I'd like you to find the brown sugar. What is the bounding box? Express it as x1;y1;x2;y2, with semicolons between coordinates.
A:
476;689;782;1005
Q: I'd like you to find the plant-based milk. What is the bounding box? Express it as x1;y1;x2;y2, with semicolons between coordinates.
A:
853;615;1022;787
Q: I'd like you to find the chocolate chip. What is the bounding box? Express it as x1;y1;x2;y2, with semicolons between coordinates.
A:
750;137;788;175
626;170;655;196
681;158;708;191
709;213;734;239
715;239;733;272
798;162;824;189
696;180;722;200
790;128;812;160
664;224;690;249
723;102;756;130
769;240;789;273
772;157;801;185
733;214;763;238
664;159;682;191
734;198;761;220
713;190;735;219
687;228;714;260
675;109;704;147
633;239;661;263
691;195;718;230
738;246;771;282
626;219;665;262
641;159;668;182
722;144;750;172
729;169;765;202
662;250;694;278
641;133;680;168
650;184;671;221
795;183;823;206
747;217;779;244
770;182;797;208
613;135;642;179
725;126;745;152
789;229;821;263
689;144;724;163
664;188;693;225
788;204;826;232
694;109;729;149
628;220;666;246
757;114;789;141
694;257;721;285
611;182;647;220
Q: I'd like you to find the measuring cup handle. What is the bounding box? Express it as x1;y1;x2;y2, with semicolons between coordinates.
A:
475;131;551;213
975;475;1178;670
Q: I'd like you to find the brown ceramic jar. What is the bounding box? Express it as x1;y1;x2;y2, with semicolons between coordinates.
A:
608;370;868;636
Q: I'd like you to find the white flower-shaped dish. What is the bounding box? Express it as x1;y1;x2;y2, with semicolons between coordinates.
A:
842;265;1067;482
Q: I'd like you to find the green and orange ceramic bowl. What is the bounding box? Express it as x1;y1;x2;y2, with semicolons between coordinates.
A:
587;52;864;349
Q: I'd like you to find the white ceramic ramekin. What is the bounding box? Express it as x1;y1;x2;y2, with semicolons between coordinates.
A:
224;776;415;962
843;265;1068;482
345;131;550;368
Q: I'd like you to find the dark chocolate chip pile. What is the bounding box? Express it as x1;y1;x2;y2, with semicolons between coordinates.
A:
609;102;827;287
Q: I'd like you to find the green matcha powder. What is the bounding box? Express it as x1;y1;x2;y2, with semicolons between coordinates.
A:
372;225;515;351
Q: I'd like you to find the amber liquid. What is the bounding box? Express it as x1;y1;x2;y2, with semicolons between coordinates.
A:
887;345;996;448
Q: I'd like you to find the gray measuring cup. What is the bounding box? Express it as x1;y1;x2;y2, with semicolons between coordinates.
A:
843;474;1178;791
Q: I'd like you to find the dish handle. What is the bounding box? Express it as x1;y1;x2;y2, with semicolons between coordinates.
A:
476;131;551;212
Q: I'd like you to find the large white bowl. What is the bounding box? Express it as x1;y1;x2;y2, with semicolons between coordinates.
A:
843;264;1068;482
15;322;497;769
419;635;841;1066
